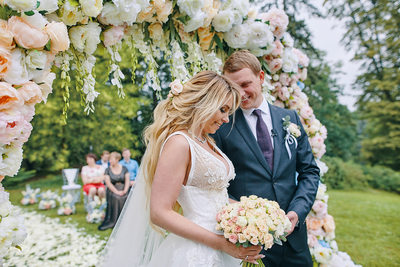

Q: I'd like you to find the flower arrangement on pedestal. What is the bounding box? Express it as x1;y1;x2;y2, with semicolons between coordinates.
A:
86;195;106;224
38;189;59;210
57;193;76;216
20;184;40;206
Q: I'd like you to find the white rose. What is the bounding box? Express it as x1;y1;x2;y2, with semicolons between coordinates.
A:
4;49;30;85
58;0;86;26
21;11;49;29
69;22;101;54
246;21;274;50
99;2;141;26
282;32;294;47
0;145;23;177
169;79;183;95
230;0;250;17
282;48;299;73
79;0;103;17
212;10;234;32
184;12;206;32
37;0;59;13
177;0;203;17
26;50;47;70
236;216;248;227
4;0;37;11
224;24;248;49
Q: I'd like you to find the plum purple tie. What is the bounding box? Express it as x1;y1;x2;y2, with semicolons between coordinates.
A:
253;109;274;171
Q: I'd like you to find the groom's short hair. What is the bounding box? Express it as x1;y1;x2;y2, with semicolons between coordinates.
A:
223;50;261;75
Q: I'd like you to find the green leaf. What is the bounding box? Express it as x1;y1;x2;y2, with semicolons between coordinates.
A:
45;40;51;51
24;10;35;16
15;245;22;251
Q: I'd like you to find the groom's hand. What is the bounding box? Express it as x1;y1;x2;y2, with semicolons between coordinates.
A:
286;211;298;236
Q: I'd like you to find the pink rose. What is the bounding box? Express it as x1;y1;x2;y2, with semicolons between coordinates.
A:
268;58;283;74
293;48;309;67
323;215;335;233
169;79;183;95
274;99;285;108
307;233;318;248
299;105;313;120
0;46;11;78
8;16;49;49
306;216;324;231
18;81;43;105
0;19;14;49
45;22;70;53
261;9;288;38
279;73;291;86
228;234;238;244
0;82;23;111
103;26;125;47
278;86;290;101
271;40;283;57
312;200;327;218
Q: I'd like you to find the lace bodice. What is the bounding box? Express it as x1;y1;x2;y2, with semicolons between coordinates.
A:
162;131;236;233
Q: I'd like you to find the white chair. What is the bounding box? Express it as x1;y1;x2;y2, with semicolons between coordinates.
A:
61;168;81;203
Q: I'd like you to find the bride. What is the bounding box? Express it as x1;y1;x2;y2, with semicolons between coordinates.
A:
101;71;263;266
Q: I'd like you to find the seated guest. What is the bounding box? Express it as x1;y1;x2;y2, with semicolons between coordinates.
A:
81;153;106;201
96;150;110;169
98;151;130;231
119;148;139;187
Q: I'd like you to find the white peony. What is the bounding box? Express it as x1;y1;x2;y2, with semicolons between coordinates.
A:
33;71;56;103
224;24;248;49
69;22;101;55
3;49;30;85
0;144;23;177
212;9;235;32
37;0;59;13
21;11;49;29
98;2;141;26
246;20;274;50
229;0;250;18
26;50;47;70
282;48;299;73
4;0;37;11
58;0;86;26
177;0;204;17
282;32;294;47
79;0;103;17
184;12;206;32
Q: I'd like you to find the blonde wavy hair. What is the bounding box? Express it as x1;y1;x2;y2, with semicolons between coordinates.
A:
141;70;241;195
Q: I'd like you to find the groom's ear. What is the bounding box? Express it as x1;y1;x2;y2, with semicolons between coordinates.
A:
258;70;265;84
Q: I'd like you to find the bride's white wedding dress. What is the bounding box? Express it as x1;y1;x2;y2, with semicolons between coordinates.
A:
101;131;241;267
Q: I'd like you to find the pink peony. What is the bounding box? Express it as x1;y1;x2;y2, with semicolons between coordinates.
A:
0;46;11;79
323;215;335;233
0;109;33;146
306;216;324;231
45;22;70;53
0;82;23;111
279;73;291;86
299;105;313;120
17;81;43;105
312;200;328;218
293;48;309;67
8;16;49;49
268;58;283;74
0;19;15;49
261;9;288;38
271;40;283;57
103;25;125;47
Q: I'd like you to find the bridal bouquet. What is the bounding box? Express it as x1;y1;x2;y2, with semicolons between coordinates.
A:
216;195;292;266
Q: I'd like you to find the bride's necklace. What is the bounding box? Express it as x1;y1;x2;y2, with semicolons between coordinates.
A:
188;130;207;144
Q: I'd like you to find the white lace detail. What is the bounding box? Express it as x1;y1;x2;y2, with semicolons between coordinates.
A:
147;132;240;266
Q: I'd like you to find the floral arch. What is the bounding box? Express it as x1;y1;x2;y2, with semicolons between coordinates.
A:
0;0;356;265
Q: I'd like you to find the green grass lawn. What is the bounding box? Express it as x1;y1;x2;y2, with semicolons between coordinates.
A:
6;174;112;240
5;176;400;266
328;190;400;267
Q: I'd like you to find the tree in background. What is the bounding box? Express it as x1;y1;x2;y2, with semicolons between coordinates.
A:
23;45;153;172
325;0;400;170
258;0;359;160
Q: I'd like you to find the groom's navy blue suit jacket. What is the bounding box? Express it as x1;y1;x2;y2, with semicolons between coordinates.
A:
212;104;320;253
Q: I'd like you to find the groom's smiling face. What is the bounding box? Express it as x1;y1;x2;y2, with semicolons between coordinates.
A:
224;68;264;110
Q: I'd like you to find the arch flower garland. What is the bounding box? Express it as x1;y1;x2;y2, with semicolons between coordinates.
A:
0;0;358;266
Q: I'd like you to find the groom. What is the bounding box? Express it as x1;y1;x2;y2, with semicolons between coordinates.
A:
213;50;320;266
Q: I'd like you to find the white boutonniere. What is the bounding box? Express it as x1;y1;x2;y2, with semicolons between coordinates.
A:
282;115;301;159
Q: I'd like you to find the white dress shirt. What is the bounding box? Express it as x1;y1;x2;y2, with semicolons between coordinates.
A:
241;98;274;148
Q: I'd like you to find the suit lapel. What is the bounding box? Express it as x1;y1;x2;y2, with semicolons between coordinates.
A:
269;104;284;178
234;109;273;177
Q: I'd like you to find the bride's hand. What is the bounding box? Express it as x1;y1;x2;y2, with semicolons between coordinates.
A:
217;236;264;264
